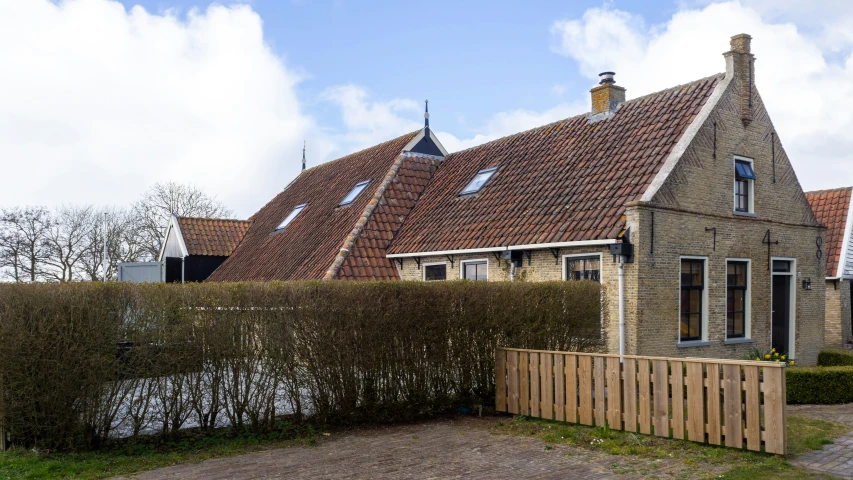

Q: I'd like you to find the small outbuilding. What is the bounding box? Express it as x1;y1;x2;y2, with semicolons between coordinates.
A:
159;215;252;282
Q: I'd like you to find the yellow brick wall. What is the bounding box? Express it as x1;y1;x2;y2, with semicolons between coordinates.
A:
825;279;853;349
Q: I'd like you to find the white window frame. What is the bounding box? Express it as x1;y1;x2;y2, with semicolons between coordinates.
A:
460;167;498;195
274;203;306;232
460;258;489;281
339;180;371;206
770;256;797;360
725;258;752;340
422;262;448;281
733;155;755;215
678;256;709;344
561;252;603;282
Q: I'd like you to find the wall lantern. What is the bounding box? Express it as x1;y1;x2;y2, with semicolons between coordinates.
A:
802;277;812;290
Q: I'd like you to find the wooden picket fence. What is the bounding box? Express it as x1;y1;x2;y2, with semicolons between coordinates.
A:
495;347;787;455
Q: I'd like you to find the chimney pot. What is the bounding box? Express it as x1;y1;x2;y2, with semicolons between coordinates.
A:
730;33;752;54
725;33;755;126
599;72;616;85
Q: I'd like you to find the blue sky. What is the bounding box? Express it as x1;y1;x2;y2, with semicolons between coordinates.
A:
2;0;852;216
114;0;680;139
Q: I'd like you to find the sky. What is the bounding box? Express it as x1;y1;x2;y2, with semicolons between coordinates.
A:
1;0;852;218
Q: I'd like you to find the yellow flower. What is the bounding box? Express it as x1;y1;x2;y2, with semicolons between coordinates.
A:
765;354;771;359
790;361;795;366
772;348;776;352
774;352;779;356
756;357;761;361
775;359;780;362
781;355;786;360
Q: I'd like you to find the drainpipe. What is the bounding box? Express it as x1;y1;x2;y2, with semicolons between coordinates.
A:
618;255;625;357
510;262;515;282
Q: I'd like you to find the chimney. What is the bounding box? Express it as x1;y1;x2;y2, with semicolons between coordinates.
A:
724;33;755;126
590;71;626;116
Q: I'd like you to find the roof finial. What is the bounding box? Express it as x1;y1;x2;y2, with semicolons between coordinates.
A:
301;140;306;171
424;99;429;129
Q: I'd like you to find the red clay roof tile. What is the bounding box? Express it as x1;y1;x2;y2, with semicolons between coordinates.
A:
806;187;852;277
175;217;252;257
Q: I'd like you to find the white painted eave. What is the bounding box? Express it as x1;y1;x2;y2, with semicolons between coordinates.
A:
836;188;853;278
386;239;618;258
402;127;449;157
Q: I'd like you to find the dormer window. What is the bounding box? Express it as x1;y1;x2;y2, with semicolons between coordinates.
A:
340;180;370;206
460;167;498;195
274;204;306;232
734;158;755;214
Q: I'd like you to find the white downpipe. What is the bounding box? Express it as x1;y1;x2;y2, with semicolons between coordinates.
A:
510;262;515;282
618;255;625;357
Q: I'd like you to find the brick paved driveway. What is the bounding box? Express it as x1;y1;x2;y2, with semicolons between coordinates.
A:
115;417;696;480
789;404;853;479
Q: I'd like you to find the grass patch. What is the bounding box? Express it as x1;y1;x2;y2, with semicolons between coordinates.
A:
0;421;318;480
491;414;849;479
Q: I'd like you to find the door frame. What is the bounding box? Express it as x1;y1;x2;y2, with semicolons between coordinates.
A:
770;257;797;360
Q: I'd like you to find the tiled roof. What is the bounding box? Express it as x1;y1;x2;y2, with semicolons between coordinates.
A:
338;154;440;280
387;74;722;255
175;217;252;257
207;132;419;281
805;187;852;277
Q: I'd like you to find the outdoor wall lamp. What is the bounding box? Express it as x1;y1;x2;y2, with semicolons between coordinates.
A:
802;277;812;290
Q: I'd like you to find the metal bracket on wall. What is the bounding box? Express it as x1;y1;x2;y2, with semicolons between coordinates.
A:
445;255;455;268
524;251;532;266
705;227;717;251
394;258;404;270
414;257;421;270
762;230;779;270
549;248;560;265
492;252;502;262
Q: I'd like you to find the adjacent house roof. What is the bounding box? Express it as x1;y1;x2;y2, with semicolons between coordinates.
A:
805;187;853;277
175;217;252;257
387;74;723;255
207;131;426;282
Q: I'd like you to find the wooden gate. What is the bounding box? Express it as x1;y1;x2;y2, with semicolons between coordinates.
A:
495;348;787;455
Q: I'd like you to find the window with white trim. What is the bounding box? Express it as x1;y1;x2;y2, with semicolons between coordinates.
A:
726;261;749;339
564;256;601;282
460;167;497;195
680;258;706;342
734;158;755;213
424;263;447;281
274;204;306;232
462;260;488;281
340;180;370;206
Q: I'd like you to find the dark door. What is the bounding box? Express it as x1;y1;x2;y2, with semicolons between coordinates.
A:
165;257;183;283
771;275;790;353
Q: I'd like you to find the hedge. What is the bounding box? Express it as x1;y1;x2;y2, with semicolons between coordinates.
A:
817;349;853;367
786;366;853;404
0;280;602;450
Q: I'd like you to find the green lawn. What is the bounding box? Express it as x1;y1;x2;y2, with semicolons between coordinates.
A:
0;422;317;480
491;415;849;480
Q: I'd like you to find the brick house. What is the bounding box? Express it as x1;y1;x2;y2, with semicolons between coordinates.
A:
159;215;252;282
210;34;827;365
806;187;853;349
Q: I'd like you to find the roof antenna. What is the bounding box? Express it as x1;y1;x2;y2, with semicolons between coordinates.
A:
424;99;429;129
301;140;306;171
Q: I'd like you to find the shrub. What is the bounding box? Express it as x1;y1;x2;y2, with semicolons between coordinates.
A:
817;349;853;367
786;366;853;404
744;347;793;365
0;280;602;450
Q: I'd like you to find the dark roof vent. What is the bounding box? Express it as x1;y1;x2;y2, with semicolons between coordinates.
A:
599;72;616;85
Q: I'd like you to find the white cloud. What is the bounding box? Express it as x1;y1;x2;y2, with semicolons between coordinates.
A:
550;1;853;191
0;0;311;217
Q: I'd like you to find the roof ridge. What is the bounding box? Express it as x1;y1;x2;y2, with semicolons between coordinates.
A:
177;216;252;223
300;130;420;175
445;73;725;157
805;186;853;195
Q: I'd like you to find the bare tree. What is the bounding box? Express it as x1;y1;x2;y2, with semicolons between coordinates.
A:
132;182;232;260
0;207;52;282
78;207;146;281
43;205;96;282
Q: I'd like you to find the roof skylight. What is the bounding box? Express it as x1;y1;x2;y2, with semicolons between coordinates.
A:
274;204;306;232
460;167;498;195
340;180;370;206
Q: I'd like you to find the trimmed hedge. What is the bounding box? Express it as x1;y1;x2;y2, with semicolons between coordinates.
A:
786;366;853;404
0;280;602;450
817;349;853;367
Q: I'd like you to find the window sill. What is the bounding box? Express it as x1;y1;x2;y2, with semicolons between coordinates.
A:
677;341;711;348
724;337;754;345
733;211;757;218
